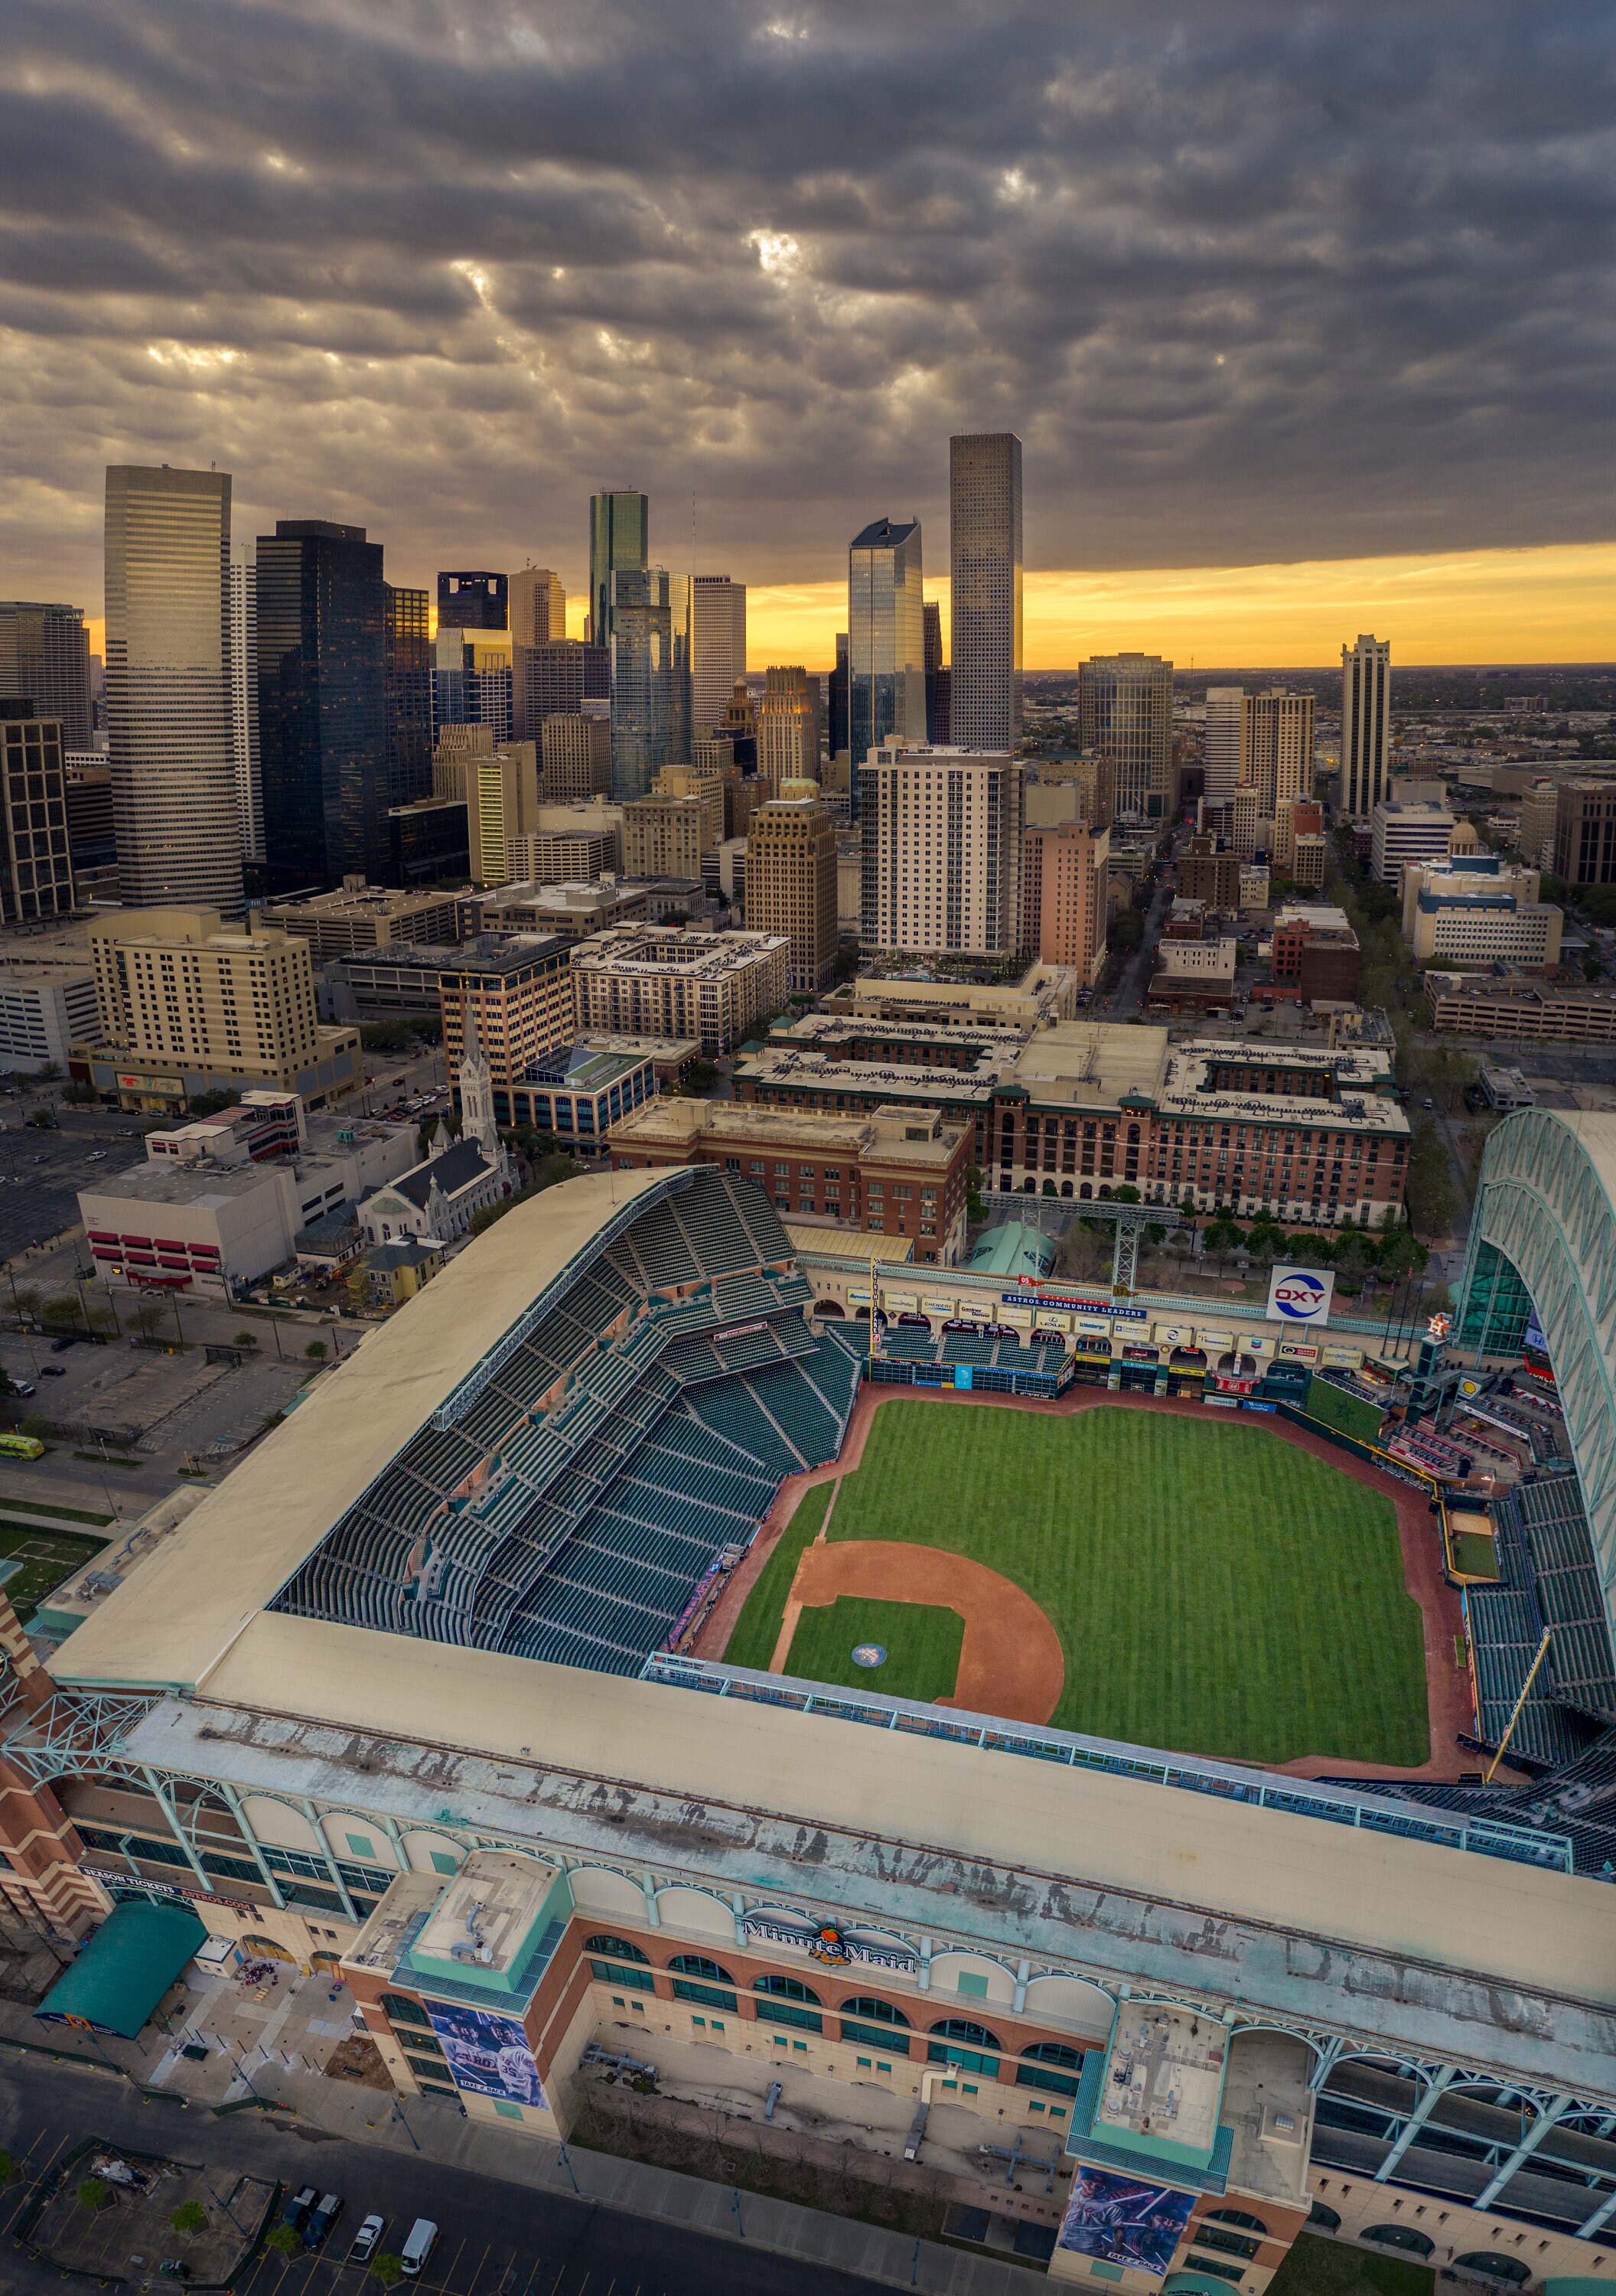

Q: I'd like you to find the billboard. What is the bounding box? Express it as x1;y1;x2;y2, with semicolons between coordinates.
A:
1266;1266;1335;1325
425;1999;547;2110
1057;2167;1197;2276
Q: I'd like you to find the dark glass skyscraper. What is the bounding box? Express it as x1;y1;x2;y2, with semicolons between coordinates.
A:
607;566;673;799
849;518;925;796
828;632;849;765
384;585;432;806
256;520;386;892
437;571;507;631
588;491;648;647
0;603;93;752
923;598;951;745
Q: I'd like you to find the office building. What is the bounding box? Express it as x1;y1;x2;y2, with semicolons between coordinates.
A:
432;625;512;749
1232;783;1262;859
1425;971;1616;1042
0;700;76;922
437;571;507;631
1032;752;1115;827
848;518;925;781
1370;801;1455;884
923;598;950;746
256;520;387;892
1273;794;1323;872
0;602;93;752
105;463;241;915
691;576;747;735
1202;687;1246;804
539;713;613;798
508;801;624;885
501;1039;658;1155
744;781;839;991
1175;839;1243;911
569;925;790;1052
588;489;648;646
266;879;462;957
1077;653;1172;820
1401;855;1562;973
1291;832;1328;887
948;430;1022;749
755;665;819;791
510;569;566;739
624;793;709;882
860;743;1024;958
1270;905;1362;1003
1518;781;1559;871
1021;821;1109;985
460;880;658;942
64;759;115;875
0;965;99;1073
828;631;849;766
386;794;467;885
84;908;360;1110
1245;687;1315;818
1551;779;1616;885
1341;634;1392;819
521;640;610;727
652;763;725;849
226;546;264;863
383;585;432;807
459;742;542;886
437;936;577;1117
1147;937;1239;1015
608;566;675;799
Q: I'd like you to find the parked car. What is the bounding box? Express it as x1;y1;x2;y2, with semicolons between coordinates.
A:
280;2185;317;2232
349;2215;385;2264
49;1336;74;1352
39;1365;65;1378
11;1380;34;1397
400;2219;439;2277
302;2192;344;2250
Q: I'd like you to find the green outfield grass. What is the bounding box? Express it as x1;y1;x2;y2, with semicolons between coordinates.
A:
725;1401;1428;1766
725;1481;832;1671
784;1596;964;1704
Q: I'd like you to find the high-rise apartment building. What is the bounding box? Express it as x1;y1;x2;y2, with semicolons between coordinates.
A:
588;490;648;646
743;783;840;991
691;576;747;735
948;431;1022;749
383;584;432;807
922;599;951;746
510;569;567;739
1078;654;1172;821
608;567;675;800
1032;753;1115;827
227;546;263;865
1021;820;1109;985
437;571;507;631
0;602;93;752
1203;687;1246;804
256;520;387;892
0;700;75;924
539;714;612;799
1550;781;1616;885
756;667;819;791
520;640;610;725
849;519;925;796
105;464;241;915
1341;634;1392;819
1245;688;1315;818
1519;781;1559;872
860;743;1023;957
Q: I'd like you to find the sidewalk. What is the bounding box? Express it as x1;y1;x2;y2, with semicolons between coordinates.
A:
0;1991;1053;2293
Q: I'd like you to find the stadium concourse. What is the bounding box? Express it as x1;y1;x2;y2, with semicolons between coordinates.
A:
0;1161;1611;2294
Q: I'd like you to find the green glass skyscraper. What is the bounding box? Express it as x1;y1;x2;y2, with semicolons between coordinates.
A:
588;490;648;647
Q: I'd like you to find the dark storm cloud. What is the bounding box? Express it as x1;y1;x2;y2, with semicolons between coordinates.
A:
1;0;1612;606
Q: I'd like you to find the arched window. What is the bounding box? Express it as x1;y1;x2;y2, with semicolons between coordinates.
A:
1204;2212;1269;2238
754;1973;822;2031
840;1997;909;2027
1022;2041;1081;2067
585;1935;649;1965
1455;2261;1529;2286
666;1952;737;2011
755;1975;819;2004
380;1992;431;2028
929;2018;1002;2047
1015;2036;1083;2097
1307;2203;1341;2232
1362;2227;1434;2258
667;1954;731;1982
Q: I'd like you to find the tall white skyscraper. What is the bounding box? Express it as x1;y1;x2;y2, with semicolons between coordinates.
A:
949;432;1023;749
227;543;262;865
106;465;242;914
1341;634;1392;819
691;576;746;735
1203;687;1246;803
859;742;1023;957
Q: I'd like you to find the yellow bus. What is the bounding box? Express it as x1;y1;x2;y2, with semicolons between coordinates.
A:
0;1433;44;1461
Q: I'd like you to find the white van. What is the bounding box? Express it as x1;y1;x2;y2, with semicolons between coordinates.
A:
400;2219;438;2278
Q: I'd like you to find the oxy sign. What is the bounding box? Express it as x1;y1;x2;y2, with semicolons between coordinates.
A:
1266;1266;1335;1325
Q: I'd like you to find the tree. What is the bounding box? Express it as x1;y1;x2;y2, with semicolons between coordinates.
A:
267;2223;301;2256
370;2256;405;2288
128;1297;168;1341
1404;1119;1456;1239
0;2149;16;2185
232;1330;259;1349
77;2177;111;2213
62;1081;99;1105
305;1340;328;1361
170;2200;207;2235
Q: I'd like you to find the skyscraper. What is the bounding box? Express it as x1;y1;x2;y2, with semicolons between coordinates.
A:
383;584;432;805
849;518;925;800
227;546;263;864
1021;820;1109;984
1341;634;1391;819
523;641;610;726
860;743;1023;957
0;602;93;752
1202;687;1246;804
588;491;648;647
923;598;950;746
691;575;747;736
1244;688;1316;819
756;667;819;791
948;431;1022;748
511;569;566;740
437;571;507;631
745;781;839;990
256;519;386;892
105;464;241;914
666;572;693;769
1077;652;1173;821
608;566;673;799
828;632;849;766
0;700;76;924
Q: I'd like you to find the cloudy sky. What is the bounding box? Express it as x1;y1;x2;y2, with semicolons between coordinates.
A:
3;0;1613;662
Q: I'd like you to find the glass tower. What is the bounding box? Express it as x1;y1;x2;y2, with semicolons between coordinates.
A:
384;584;433;806
608;566;673;800
437;571;507;631
948;432;1022;749
256;519;387;892
227;546;263;865
105;464;242;915
588;491;649;647
1342;634;1392;820
848;517;925;809
1077;652;1173;821
0;602;93;752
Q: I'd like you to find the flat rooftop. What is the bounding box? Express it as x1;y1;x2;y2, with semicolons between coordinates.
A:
1094;2001;1226;2156
609;1096;963;1170
413;1851;555;1978
1155;1042;1411;1134
1005;1021;1170;1109
573;928;790;977
737;1046;1001;1105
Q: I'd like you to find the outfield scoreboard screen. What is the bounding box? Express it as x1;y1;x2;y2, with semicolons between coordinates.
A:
1523;1312;1555;1384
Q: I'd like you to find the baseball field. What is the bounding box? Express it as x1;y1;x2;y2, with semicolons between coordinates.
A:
724;1399;1430;1768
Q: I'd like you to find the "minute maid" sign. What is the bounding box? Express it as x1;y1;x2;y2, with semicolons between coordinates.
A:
743;1913;917;1972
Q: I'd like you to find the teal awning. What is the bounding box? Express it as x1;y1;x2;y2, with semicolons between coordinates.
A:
37;1900;207;2037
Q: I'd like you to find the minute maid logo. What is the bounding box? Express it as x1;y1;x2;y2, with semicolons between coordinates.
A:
1266;1266;1335;1324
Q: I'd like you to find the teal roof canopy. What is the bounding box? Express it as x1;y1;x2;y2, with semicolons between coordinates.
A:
37;1900;207;2037
963;1221;1057;1282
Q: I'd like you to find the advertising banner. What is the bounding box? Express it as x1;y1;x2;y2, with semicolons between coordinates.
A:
1057;2168;1197;2276
425;2000;546;2109
1266;1266;1335;1325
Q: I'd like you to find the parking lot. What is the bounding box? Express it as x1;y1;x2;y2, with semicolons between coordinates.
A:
0;1116;147;1261
2;1327;314;1456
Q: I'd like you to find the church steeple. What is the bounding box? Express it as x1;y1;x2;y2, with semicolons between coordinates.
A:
457;1003;499;1157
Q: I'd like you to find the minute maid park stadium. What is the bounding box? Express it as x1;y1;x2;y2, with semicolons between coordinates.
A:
2;1126;1615;2291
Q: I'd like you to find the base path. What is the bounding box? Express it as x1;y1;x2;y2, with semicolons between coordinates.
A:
779;1538;1066;1727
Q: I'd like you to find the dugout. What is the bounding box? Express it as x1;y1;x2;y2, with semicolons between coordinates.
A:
1166;1346;1207;1397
